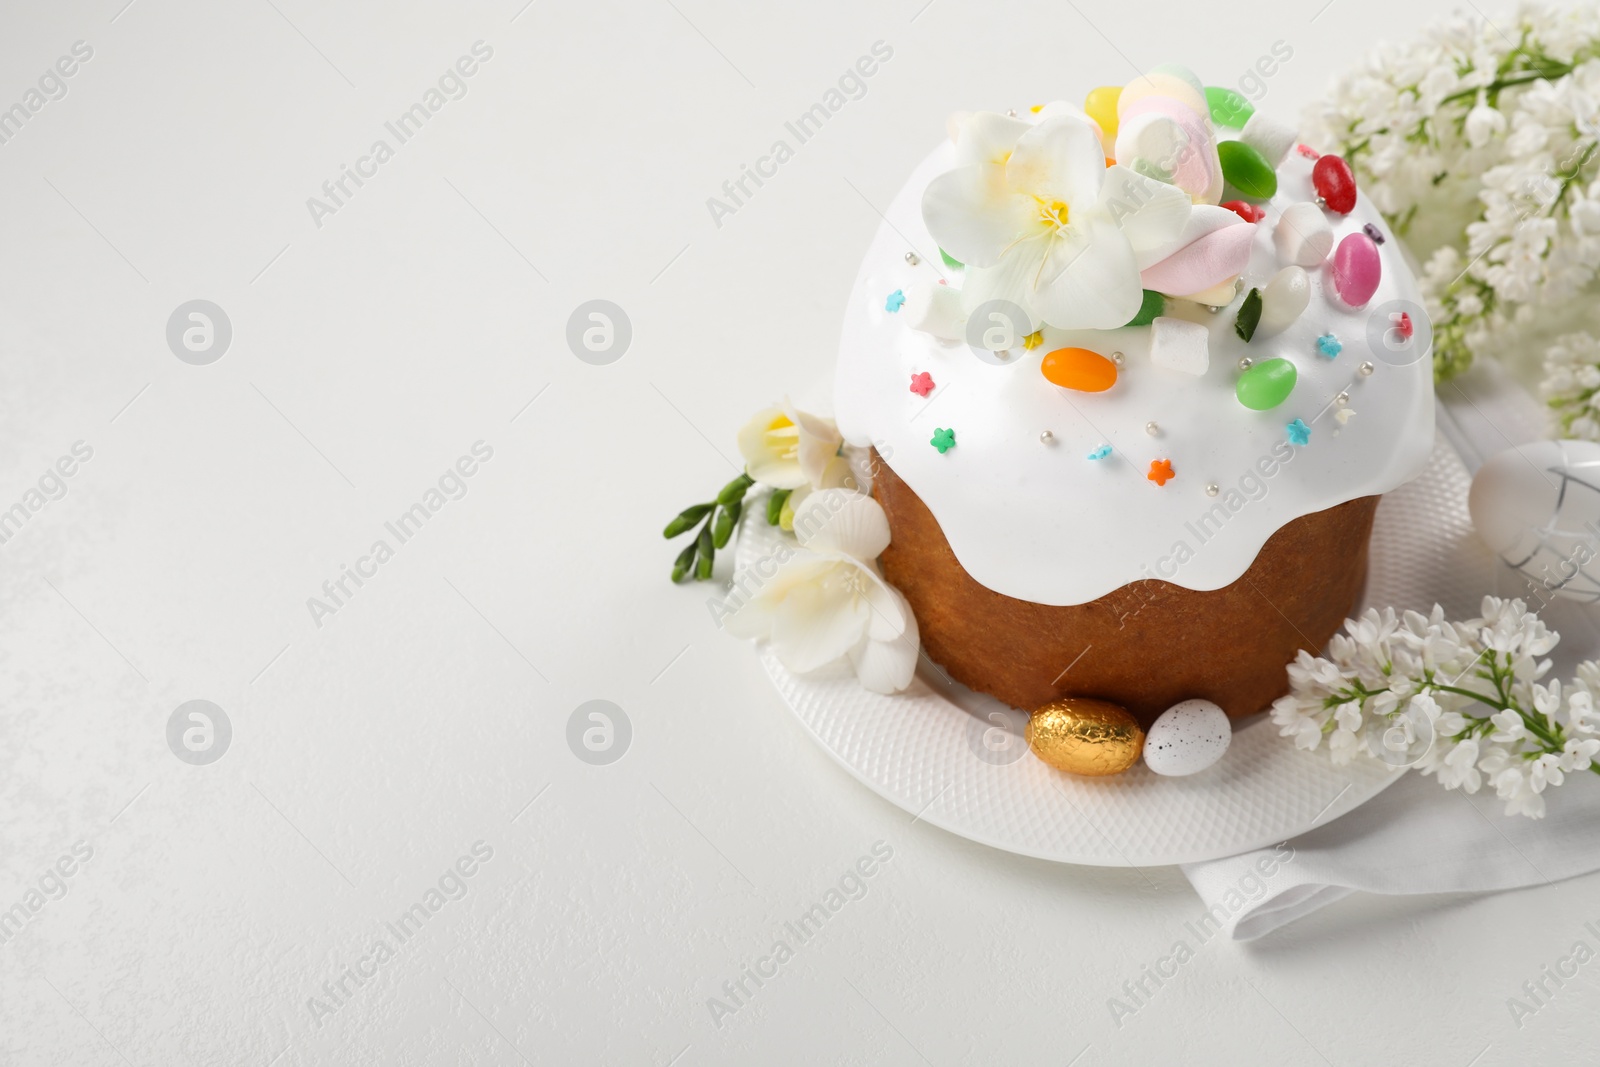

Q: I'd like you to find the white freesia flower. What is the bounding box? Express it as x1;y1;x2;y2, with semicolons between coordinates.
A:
737;403;846;491
921;110;1193;331
723;489;919;694
1273;597;1600;818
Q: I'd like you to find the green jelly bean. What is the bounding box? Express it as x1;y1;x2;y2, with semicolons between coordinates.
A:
1218;139;1277;199
1236;357;1297;410
1204;86;1255;129
1125;289;1164;328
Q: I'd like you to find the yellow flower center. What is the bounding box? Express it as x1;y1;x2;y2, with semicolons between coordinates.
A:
762;414;800;460
1038;198;1070;230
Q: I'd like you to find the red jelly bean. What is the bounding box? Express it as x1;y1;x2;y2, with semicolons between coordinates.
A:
1312;154;1357;214
1221;199;1265;223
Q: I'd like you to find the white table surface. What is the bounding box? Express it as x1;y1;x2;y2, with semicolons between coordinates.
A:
2;1;1593;1063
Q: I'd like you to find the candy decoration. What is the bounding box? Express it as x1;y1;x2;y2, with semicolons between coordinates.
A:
1286;418;1311;445
1335;407;1356;426
885;289;905;312
1022;330;1044;350
1147;458;1175;486
1221;199;1265;223
1311;153;1357;214
930;427;955;453
1026;698;1144;776
1362;222;1386;244
1039;430;1054;444
904;251;920;265
1087;444;1112;460
909;371;934;397
1203;86;1254;128
1234;288;1263;342
1296;143;1320;160
1149;317;1210;375
1317;332;1343;358
1041;347;1118;392
1240;111;1297;169
1257;266;1311;337
1330;232;1382;306
901;282;966;340
1395;311;1414;339
1236;357;1297;410
1217;139;1277;199
1084;85;1122;141
1125;288;1165;327
1273;202;1334;267
1142;699;1232;776
939;247;964;270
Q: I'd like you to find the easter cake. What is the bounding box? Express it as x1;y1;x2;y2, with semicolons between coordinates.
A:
832;67;1435;735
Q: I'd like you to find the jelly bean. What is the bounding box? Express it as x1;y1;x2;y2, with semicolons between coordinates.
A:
1257;266;1311;337
1218;140;1277;199
1221;199;1266;223
1204;86;1255;129
1084;85;1121;142
1312;154;1357;214
1041;347;1118;392
1236;357;1297;410
1330;232;1382;306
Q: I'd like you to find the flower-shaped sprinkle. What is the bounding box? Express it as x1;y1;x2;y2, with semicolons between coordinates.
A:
931;427;956;454
909;371;935;397
1286;418;1311;445
1317;333;1343;358
886;289;906;312
1087;444;1111;460
1147;458;1174;485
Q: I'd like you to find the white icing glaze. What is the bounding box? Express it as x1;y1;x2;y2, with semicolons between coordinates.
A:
834;141;1435;606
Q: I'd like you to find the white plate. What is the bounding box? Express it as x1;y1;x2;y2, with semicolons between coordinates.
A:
738;425;1490;866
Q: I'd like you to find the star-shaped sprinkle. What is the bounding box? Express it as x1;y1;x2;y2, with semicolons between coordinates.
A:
931;427;956;453
1087;444;1112;460
1286;418;1311;446
1317;333;1343;358
1022;330;1044;350
1394;311;1414;339
909;371;934;397
1147;458;1174;486
1335;407;1357;426
885;289;905;312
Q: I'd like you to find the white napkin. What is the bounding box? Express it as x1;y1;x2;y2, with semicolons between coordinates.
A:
1182;360;1600;940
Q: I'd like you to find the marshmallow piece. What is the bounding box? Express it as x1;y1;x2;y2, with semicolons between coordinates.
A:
1148;316;1210;376
1239;112;1297;169
1273;202;1334;267
1257;265;1311;336
901;282;967;341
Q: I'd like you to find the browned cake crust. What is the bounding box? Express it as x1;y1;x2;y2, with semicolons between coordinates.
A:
870;450;1378;726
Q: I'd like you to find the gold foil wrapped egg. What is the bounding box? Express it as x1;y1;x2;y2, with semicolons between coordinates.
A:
1026;698;1144;776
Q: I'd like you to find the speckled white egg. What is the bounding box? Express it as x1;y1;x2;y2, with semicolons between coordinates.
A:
1468;440;1600;602
1142;699;1232;776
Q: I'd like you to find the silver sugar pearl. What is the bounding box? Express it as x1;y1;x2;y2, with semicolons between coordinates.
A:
904;251;920;266
1205;483;1219;497
1111;351;1125;366
1039;430;1054;444
1336;391;1350;406
1315;195;1327;207
1145;421;1160;436
1006;109;1017;117
1358;361;1375;376
1238;357;1253;371
1206;304;1222;314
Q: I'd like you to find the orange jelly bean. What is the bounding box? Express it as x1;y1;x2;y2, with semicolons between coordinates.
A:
1041;347;1118;392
